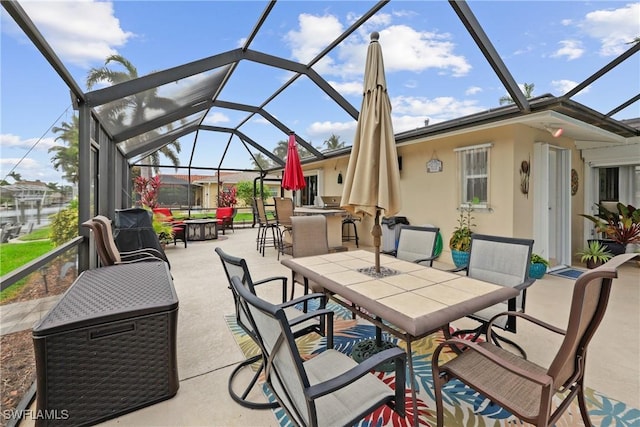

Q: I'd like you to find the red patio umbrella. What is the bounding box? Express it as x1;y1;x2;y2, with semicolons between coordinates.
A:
281;132;306;191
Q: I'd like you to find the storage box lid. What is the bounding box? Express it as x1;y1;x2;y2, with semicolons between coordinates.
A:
33;261;178;335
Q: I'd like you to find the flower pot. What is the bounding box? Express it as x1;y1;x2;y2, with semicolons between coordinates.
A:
529;262;546;279
451;249;470;268
588;239;625;256
586;259;605;269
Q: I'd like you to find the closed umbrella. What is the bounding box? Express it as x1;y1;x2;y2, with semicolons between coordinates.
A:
341;32;401;273
281;132;306;191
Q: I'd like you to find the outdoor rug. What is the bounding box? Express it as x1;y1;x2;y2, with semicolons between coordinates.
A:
225;301;639;426
549;267;587;280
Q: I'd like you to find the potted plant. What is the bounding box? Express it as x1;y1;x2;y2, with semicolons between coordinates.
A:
152;213;174;245
580;202;640;255
449;205;475;268
577;240;613;269
529;253;549;279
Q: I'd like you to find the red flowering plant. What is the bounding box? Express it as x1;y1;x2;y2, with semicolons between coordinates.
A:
133;175;161;209
217;185;237;207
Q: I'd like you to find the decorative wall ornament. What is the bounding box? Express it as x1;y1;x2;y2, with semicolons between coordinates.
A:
571;169;579;196
426;151;442;173
520;159;530;197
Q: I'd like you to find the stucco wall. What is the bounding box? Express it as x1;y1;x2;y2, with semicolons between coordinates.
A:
303;123;586;265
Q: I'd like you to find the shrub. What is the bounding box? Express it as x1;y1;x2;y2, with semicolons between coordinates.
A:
49;199;78;246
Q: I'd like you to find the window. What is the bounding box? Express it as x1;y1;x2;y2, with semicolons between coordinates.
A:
454;143;491;207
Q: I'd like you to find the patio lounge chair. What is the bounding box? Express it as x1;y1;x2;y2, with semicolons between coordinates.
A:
215;247;330;410
432;253;637;427
448;234;534;357
92;215;169;267
392;225;440;266
229;274;407;426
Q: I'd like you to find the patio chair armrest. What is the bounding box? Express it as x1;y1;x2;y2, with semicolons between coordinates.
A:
280;292;326;309
306;347;406;400
120;250;165;262
287;308;333;328
514;278;536;291
414;255;437;265
117;257;168;265
120;247;165;258
433;338;553;387
253;276;288;303
487;311;566;336
386;250;397;257
447;265;468;273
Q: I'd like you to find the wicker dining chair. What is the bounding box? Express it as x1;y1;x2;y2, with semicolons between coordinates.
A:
432;253;637;427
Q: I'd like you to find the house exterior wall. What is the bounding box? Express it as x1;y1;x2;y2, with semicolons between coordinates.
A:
303;123;586;265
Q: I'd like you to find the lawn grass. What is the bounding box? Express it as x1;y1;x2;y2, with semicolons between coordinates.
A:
17;226;50;241
0;240;56;301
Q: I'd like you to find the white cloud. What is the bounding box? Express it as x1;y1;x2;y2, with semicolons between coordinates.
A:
465;86;482;96
551;79;589;96
552;40;584;60
0;134;56;151
20;1;133;67
203;112;230;125
581;3;640;56
285;14;345;65
328;80;362;96
288;15;471;78
391;95;484;121
0;158;61;183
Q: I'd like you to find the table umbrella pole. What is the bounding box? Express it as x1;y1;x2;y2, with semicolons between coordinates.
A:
373;208;382;273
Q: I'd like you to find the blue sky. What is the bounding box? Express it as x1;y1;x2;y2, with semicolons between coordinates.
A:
1;1;639;185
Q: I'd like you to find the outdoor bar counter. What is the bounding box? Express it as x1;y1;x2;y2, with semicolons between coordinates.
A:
294;206;347;248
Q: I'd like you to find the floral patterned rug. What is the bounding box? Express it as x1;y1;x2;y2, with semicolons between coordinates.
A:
225;301;639;426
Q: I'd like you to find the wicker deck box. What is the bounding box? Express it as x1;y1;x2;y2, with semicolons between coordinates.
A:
32;261;179;426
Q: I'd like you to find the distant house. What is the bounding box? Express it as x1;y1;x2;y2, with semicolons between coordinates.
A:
158;171;282;209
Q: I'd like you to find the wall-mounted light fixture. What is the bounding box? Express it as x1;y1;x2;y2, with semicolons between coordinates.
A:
337;172;343;184
545;126;563;138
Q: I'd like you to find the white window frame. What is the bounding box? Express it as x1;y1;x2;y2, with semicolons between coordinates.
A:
454;143;492;209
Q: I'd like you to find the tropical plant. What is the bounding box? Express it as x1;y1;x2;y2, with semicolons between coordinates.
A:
133;175;161;209
530;253;549;266
499;82;535;105
577;240;612;268
49;115;79;184
86;55;181;172
250;153;275;170
580;202;640;247
218;186;237;207
323;134;345;151
449;205;475;252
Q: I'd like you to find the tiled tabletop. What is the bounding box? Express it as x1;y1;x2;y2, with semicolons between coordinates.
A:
282;250;518;337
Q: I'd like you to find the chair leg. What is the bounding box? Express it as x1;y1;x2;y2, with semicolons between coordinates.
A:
228;353;279;410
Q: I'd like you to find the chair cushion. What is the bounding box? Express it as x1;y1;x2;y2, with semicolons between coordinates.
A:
305;349;395;426
442;342;548;420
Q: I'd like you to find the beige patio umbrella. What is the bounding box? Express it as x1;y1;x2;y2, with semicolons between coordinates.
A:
341;32;401;273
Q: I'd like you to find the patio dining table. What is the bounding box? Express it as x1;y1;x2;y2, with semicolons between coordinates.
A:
281;249;518;426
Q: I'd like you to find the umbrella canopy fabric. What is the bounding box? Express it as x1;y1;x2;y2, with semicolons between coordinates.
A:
341;32;401;219
281;132;306;191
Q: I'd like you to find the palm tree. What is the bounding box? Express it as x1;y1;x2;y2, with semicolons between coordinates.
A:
49;115;79;184
499;82;535;105
86;55;181;172
250;153;274;170
273;139;289;160
323;134;345;151
7;172;22;183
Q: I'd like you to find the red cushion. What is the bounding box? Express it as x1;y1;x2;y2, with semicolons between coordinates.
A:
216;207;233;224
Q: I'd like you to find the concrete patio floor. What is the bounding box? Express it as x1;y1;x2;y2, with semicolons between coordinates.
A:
21;227;640;426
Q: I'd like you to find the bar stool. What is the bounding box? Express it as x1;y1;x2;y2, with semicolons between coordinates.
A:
342;214;360;247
